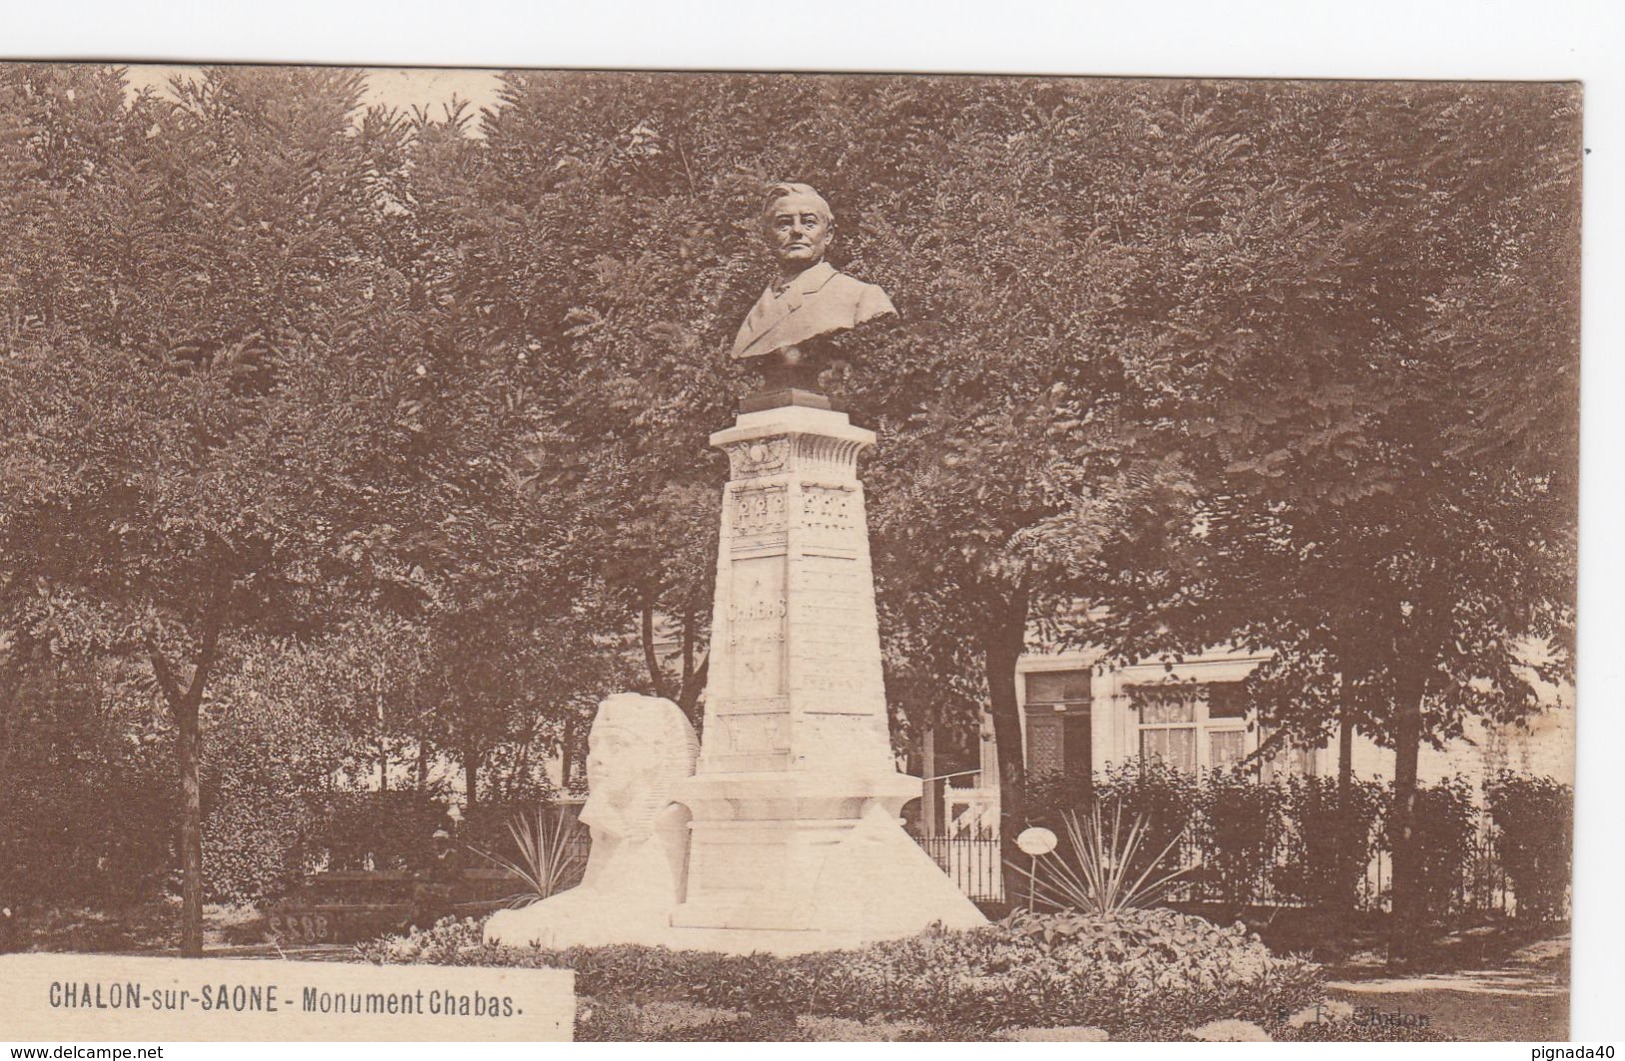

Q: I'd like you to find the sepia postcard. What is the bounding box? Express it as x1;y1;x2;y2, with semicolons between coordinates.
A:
0;61;1580;1045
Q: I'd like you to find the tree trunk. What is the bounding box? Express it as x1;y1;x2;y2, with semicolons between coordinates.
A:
676;603;709;724
921;721;939;837
377;735;389;792
642;601;671;700
149;617;222;959
1388;668;1426;963
560;714;575;790
464;748;479;809
515;719;538;796
681;601;696;690
979;595;1029;907
416;739;430;791
1336;700;1357;915
679;654;709;725
175;702;204;958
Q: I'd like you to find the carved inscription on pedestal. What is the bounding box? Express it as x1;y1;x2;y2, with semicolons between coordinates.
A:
715;713;791;756
801;483;857;532
789;552;884;711
731;483;788;551
728;555;786;699
794;552;866;595
799;664;873;697
712;695;789;716
704;711;792;772
795;713;890;769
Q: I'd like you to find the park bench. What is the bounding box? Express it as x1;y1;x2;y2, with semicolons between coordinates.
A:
265;868;524;944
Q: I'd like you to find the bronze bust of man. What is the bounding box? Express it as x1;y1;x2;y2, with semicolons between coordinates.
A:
731;184;895;398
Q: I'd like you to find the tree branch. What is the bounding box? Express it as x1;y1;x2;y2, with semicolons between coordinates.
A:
147;640;186;710
681;601;696;688
680;651;709;720
642;600;671;700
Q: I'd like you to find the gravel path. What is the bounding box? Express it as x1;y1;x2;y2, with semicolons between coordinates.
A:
1325;937;1569;1041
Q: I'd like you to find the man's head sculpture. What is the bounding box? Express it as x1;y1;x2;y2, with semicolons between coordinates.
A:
579;693;699;843
762;182;833;224
761;182;835;272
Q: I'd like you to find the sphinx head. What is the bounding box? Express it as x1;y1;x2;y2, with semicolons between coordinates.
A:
580;693;699;840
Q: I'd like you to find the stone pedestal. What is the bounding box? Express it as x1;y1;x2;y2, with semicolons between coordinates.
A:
667;404;986;953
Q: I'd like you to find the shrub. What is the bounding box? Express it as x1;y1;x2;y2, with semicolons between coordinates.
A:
1406;776;1476;920
469;807;585;907
298;790;450;872
1026;804;1193;914
641;1013;802;1042
1274;775;1384;911
0;755;172;908
1485;772;1572;922
1024;769;1095;826
460;798;569;855
1022;766;1490;920
363;909;1324;1039
198;654;396;902
1094;761;1200;887
0;656;173;909
202;764;307;903
1197;768;1281;906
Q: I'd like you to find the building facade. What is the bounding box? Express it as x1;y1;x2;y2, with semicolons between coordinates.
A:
941;646;1574;838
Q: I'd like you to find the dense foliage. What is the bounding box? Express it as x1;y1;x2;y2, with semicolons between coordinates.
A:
367;910;1322;1039
1397;776;1479;922
1274;775;1385;911
1023;762;1495;916
1197;769;1283;904
0;653;172;906
1485;772;1573;921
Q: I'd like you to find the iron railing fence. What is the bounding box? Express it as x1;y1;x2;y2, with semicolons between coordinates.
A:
299;798;1557;920
917;830;1006;901
917;812;1543;916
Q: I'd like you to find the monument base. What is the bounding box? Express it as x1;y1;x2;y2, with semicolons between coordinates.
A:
737;386;833;413
667;773;988;953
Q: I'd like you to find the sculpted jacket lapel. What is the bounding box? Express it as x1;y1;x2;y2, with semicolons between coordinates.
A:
734;261;837;358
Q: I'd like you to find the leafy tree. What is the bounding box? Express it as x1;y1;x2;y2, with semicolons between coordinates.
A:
380;95;646;791
1107;82;1579;950
830;80;1285;888
0;66;539;953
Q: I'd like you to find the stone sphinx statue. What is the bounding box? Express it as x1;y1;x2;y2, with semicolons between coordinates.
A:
483;693;698;948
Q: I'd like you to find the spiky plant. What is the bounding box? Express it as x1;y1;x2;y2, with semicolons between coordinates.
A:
1020;801;1198;914
471;807;584;908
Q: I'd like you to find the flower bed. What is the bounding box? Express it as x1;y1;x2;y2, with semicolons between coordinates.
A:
363;907;1324;1039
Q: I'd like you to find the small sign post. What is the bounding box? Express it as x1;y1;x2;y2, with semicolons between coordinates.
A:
1015;826;1059;912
